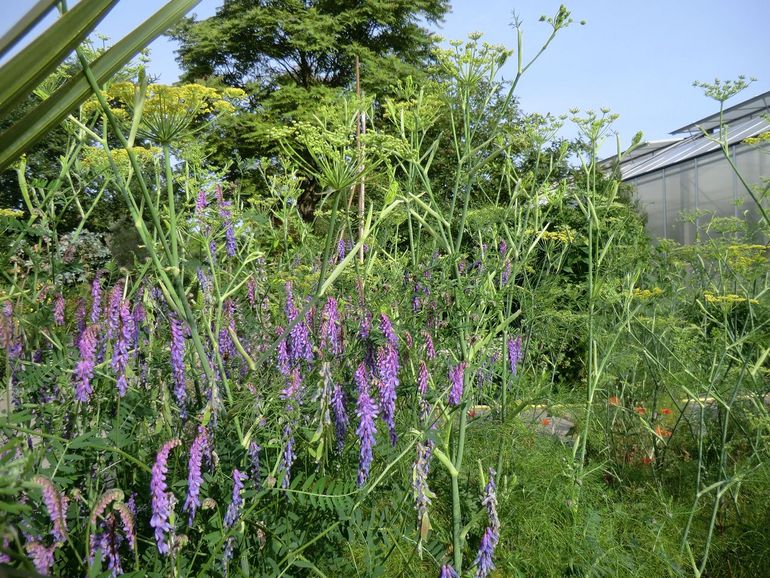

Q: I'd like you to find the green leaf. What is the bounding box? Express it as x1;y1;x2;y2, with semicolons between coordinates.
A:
0;0;203;172
0;0;119;119
0;0;58;60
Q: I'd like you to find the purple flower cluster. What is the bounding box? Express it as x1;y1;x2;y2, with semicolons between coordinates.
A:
169;314;188;415
377;315;399;446
75;298;87;344
355;364;378;486
53;293;65;326
413;440;433;537
439;564;459;578
150;438;181;556
423;331;436;360
474;468;500;578
248;441;262;490
73;324;98;403
474;527;497;578
331;382;349;452
284;282;313;364
320;297;343;356
418;360;429;397
183;426;210;526
499;240;507;256
34;475;68;543
377;344;399;447
24;542;56;575
501;260;511;286
247;276;257;309
275;327;290;375
223;469;247;529
281;367;303;401
106;283;123;341
218;299;237;360
280;425;296;490
112;298;135;397
90;275;102;324
507;335;523;375
448;362;467;406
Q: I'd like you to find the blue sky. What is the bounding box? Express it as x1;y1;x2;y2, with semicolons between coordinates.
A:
3;0;769;158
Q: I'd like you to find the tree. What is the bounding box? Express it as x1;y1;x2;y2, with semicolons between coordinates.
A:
170;0;449;177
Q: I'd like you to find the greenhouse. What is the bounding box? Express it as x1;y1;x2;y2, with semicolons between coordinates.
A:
617;90;770;243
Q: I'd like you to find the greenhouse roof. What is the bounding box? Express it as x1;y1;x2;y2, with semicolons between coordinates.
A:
671;90;770;134
614;115;770;180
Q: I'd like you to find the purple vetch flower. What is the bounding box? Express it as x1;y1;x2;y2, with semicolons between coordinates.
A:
379;314;398;348
106;283;123;341
377;344;399;446
320;297;342;356
501;260;511;286
474;526;498;578
275;327;290;375
448;362;467;406
24;542;56;575
0;536;10;564
337;237;347;262
90;275;102;324
499;240;507;256
195;189;208;214
331;382;349;452
218;299;237;360
423;331;436;360
75;298;87;345
482;468;499;532
169;314;188;416
439;565;459;578
217;187;237;258
413;440;433;538
183;426;209;526
113;502;136;552
92;511;124;575
507;335;523;375
223;469;248;570
197;268;210;295
33;475;68;543
73;324;98;403
280;425;296;490
150;438;181;556
53;293;65;326
247;277;257;309
209;240;218;265
281;367;303;401
284;282;313;364
112;298;135;397
359;309;372;339
355;363;378;486
418;361;430;397
248;441;262;491
223;469;247;529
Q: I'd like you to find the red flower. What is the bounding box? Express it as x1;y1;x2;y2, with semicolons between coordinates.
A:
641;456;654;465
634;406;646;415
541;418;551;426
660;408;672;415
608;395;621;407
654;426;672;438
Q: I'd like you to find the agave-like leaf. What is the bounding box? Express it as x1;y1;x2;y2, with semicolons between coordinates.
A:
0;0;118;119
0;0;58;60
0;0;202;172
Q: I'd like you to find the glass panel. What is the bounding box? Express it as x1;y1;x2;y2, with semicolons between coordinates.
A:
665;166;696;244
735;146;764;224
697;153;734;220
634;175;665;239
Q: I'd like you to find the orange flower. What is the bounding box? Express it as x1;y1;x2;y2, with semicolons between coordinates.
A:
541;418;551;426
660;408;672;415
654;426;672;438
641;456;654;465
634;406;646;415
608;395;621;407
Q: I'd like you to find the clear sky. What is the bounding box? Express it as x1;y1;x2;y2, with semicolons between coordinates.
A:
3;0;769;158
